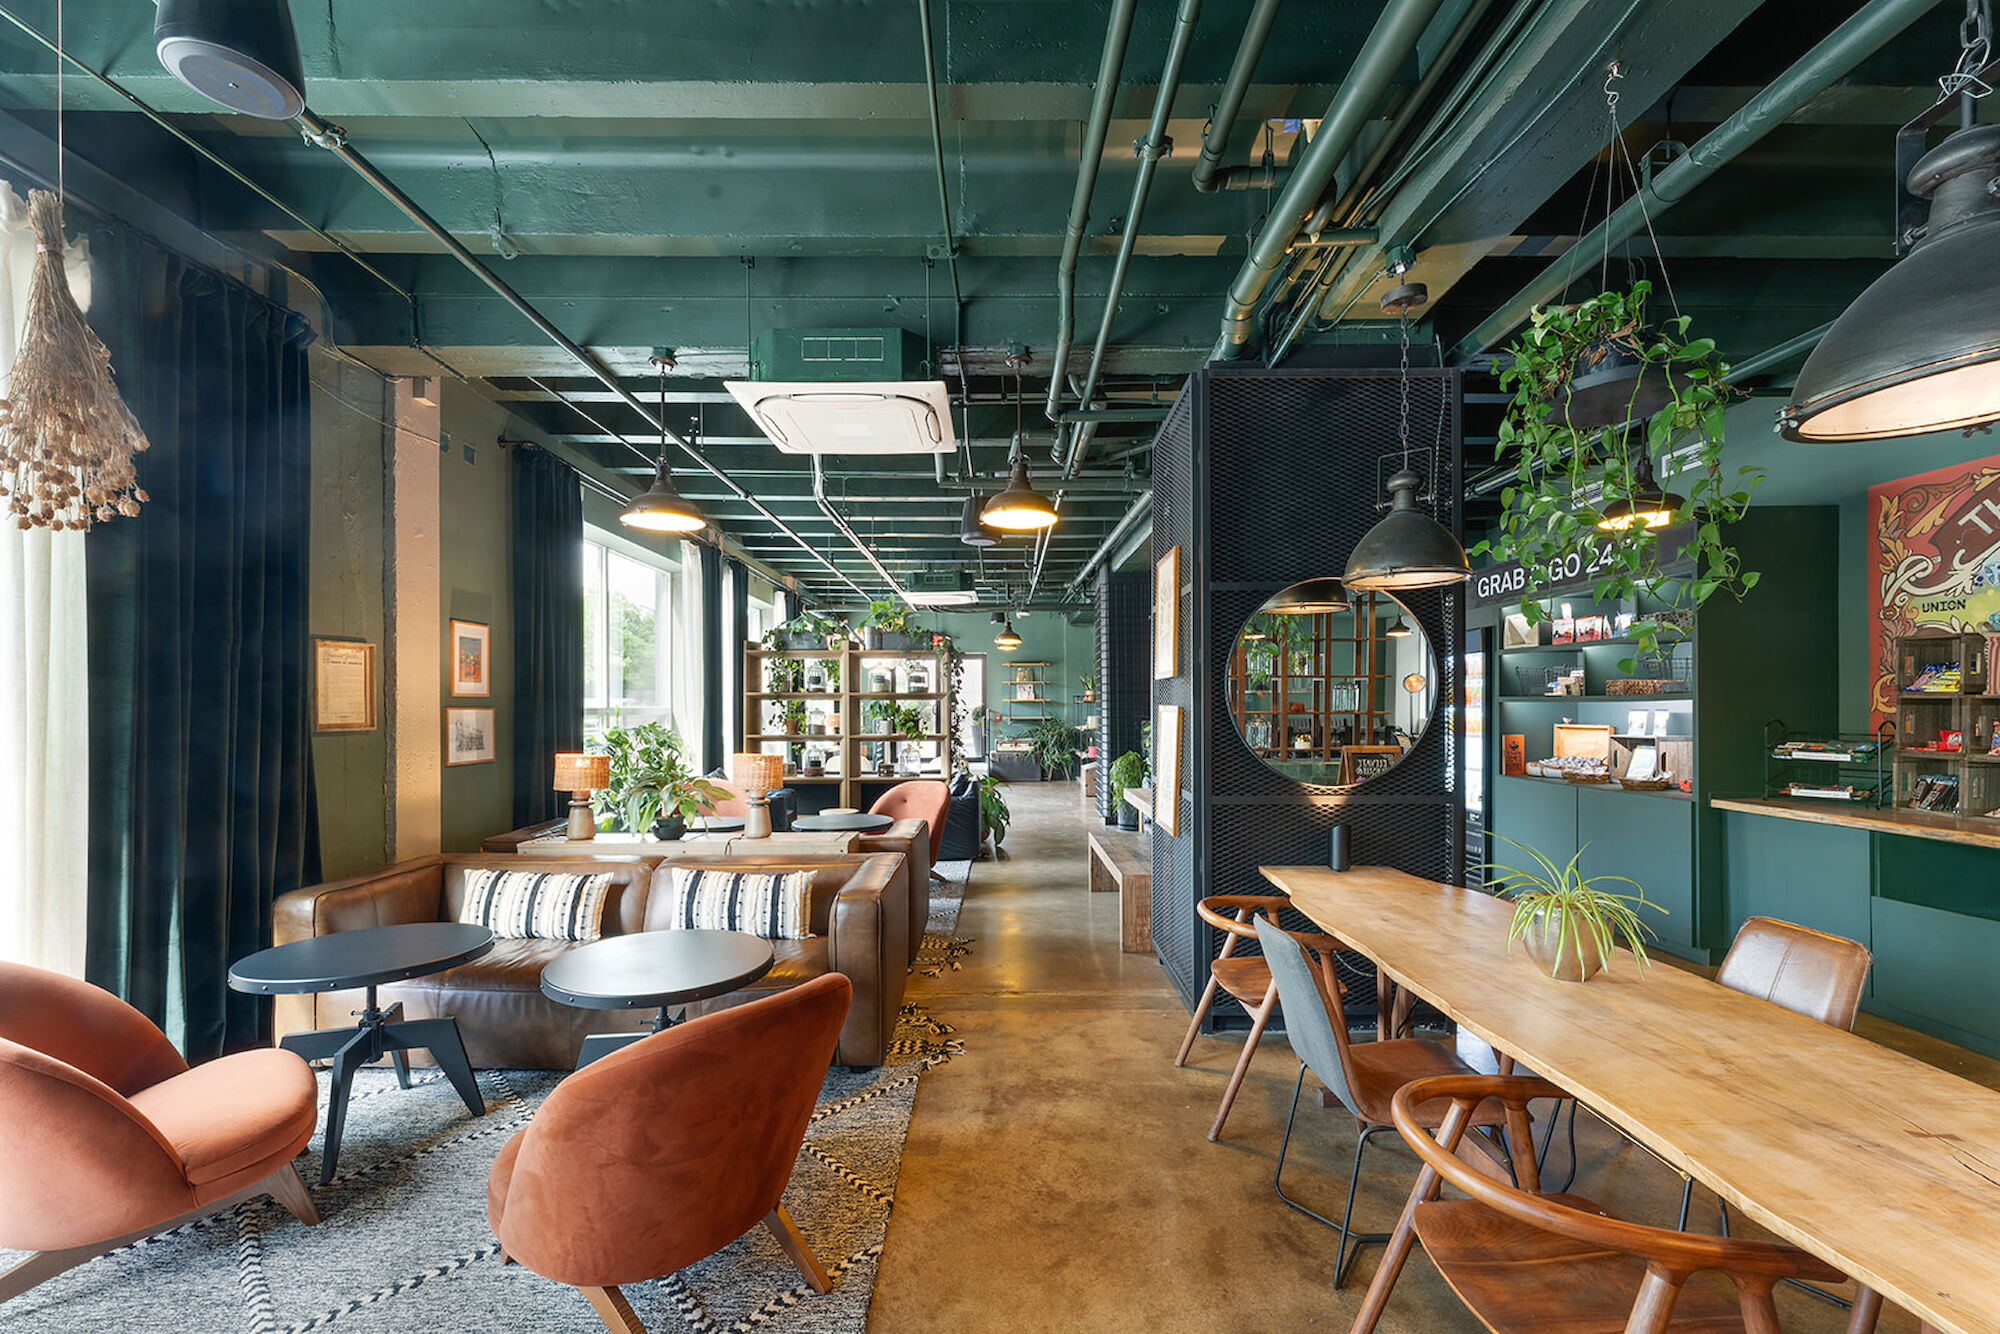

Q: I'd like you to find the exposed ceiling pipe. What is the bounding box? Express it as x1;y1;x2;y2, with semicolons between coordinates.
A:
1045;0;1141;424
1191;0;1286;194
916;0;965;417
1065;0;1207;477
1065;488;1153;595
1213;0;1448;360
1446;0;1944;363
288;108;864;597
812;457;911;603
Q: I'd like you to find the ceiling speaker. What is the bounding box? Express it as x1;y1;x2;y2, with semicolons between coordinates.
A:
155;0;305;120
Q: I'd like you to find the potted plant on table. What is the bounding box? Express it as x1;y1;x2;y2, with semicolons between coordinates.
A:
589;722;729;840
1485;835;1663;982
1109;750;1149;830
1478;281;1764;671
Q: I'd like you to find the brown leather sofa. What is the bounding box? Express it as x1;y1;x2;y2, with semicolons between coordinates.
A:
271;851;907;1069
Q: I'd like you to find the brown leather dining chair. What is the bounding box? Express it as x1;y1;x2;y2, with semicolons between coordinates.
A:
1173;893;1288;1141
1252;915;1525;1288
0;961;321;1303
489;972;852;1333
1387;1072;1849;1333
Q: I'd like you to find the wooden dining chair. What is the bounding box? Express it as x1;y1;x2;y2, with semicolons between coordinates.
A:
1386;1072;1850;1334
1252;916;1523;1289
1174;894;1290;1142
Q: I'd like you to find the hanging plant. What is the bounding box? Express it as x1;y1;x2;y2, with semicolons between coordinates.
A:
1474;281;1764;669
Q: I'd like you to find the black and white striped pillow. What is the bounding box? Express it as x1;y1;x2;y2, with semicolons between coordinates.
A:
459;868;613;942
660;866;815;940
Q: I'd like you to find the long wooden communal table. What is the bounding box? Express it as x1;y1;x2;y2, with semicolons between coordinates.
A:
1261;863;2000;1334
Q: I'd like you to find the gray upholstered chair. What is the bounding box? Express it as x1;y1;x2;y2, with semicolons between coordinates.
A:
1253;915;1517;1288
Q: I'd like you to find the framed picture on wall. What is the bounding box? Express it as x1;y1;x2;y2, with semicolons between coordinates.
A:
449;619;490;697
445;707;497;766
313;638;377;733
1154;703;1183;836
1154;546;1180;680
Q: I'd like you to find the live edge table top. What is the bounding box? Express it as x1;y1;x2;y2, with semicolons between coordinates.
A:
1261;863;2000;1334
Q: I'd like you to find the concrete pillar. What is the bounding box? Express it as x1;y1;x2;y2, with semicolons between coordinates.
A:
387;377;443;858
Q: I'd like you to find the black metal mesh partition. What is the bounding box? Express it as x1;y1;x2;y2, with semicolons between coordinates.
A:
1096;569;1148;823
1151;364;1465;1028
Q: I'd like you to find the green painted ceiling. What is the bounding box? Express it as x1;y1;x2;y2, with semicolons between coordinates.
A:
0;0;1976;601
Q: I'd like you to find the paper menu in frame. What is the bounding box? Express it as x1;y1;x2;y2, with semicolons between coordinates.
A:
1153;704;1182;836
1154;547;1179;680
314;638;377;732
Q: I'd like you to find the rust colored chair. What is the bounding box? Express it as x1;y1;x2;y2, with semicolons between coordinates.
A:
489;972;852;1332
0;962;320;1303
1386;1073;1847;1333
1173;893;1289;1142
868;779;949;865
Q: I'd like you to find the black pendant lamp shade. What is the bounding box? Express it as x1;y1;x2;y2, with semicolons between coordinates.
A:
154;0;306;119
620;455;706;533
1269;578;1349;614
959;494;999;546
1779;123;2000;442
1344;470;1470;591
995;619;1023;650
1596;450;1686;532
1385;616;1414;638
982;452;1058;531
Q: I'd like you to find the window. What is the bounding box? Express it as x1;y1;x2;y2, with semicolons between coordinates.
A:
583;535;674;739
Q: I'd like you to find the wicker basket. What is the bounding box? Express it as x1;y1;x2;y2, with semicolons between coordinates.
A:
1618;775;1674;791
1561;768;1611;784
1605;678;1689;696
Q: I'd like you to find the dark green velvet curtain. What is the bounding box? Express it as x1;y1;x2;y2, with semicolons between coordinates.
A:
697;543;724;774
510;446;585;826
84;234;320;1060
727;558;749;763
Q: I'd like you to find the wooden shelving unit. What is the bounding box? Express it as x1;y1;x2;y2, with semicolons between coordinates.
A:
1224;592;1398;768
1890;632;1996;817
742;643;953;811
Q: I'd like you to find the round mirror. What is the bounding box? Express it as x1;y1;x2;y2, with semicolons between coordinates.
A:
1225;580;1438;786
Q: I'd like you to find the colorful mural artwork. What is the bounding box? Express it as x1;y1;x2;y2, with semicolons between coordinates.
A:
1870;451;2000;730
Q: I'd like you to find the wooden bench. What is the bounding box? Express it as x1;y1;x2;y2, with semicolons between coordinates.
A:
1086;826;1152;954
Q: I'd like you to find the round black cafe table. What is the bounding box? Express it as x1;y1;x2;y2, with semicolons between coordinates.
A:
792;811;894;833
540;929;775;1067
229;922;494;1183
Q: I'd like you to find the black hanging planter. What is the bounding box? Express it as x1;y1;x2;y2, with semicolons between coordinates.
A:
1554;335;1676;430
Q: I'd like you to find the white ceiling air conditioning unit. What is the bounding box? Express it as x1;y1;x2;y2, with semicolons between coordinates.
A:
723;381;958;455
904;570;979;607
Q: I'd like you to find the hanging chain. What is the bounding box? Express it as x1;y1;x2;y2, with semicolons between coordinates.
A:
1397;306;1413;471
1943;0;1995;102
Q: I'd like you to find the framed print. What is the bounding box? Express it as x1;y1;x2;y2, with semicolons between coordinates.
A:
1153;546;1180;680
313;638;377;733
445;707;497;766
1342;744;1402;786
1153;704;1183;836
450;619;491;697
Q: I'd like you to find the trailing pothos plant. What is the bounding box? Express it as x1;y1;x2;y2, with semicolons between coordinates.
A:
1475;281;1764;670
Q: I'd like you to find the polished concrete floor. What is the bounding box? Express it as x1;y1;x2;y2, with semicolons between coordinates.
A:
868;780;1983;1332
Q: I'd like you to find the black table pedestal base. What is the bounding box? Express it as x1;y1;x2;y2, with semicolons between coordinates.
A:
575;1004;680;1069
281;990;484;1184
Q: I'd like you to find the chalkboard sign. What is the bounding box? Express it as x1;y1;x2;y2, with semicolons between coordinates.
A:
1342;745;1403;785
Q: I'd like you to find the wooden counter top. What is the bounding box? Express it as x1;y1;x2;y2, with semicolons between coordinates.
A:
1710;795;2000;851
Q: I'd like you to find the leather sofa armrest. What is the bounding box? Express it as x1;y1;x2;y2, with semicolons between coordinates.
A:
825;853;908;1063
274;856;448;946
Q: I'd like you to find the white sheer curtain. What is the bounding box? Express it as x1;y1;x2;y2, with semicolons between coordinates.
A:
0;182;92;974
670;553;706;764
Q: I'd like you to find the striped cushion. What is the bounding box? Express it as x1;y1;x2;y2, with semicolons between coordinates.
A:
458;868;613;942
660;866;815;940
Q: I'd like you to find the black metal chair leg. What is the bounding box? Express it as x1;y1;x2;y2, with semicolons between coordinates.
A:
387;1017;484;1116
1270;1063;1392;1289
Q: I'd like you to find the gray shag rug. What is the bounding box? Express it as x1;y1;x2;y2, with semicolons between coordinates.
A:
2;890;972;1334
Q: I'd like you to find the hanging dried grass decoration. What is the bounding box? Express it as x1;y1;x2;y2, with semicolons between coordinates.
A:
0;189;149;531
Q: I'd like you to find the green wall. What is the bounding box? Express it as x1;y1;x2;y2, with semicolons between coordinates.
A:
307;351;390;878
911;607;1097;762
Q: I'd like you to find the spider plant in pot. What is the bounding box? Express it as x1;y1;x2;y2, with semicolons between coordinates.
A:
1485;835;1664;982
1475;281;1765;673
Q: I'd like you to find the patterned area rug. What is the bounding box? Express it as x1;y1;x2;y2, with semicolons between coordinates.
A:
2;894;973;1333
915;861;974;977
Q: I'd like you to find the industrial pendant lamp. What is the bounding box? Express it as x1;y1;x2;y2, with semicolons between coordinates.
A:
959;493;998;546
1780;8;2000;442
1595;447;1686;531
995;618;1023;651
621;355;706;535
983;357;1057;532
1269;578;1349;614
1385;616;1414;639
1344;283;1471;592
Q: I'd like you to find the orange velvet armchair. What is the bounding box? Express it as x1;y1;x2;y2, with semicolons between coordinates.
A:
0;962;320;1303
488;972;853;1333
868;779;950;864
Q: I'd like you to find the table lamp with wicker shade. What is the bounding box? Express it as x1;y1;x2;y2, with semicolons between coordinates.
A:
553;753;611;841
729;751;785;838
